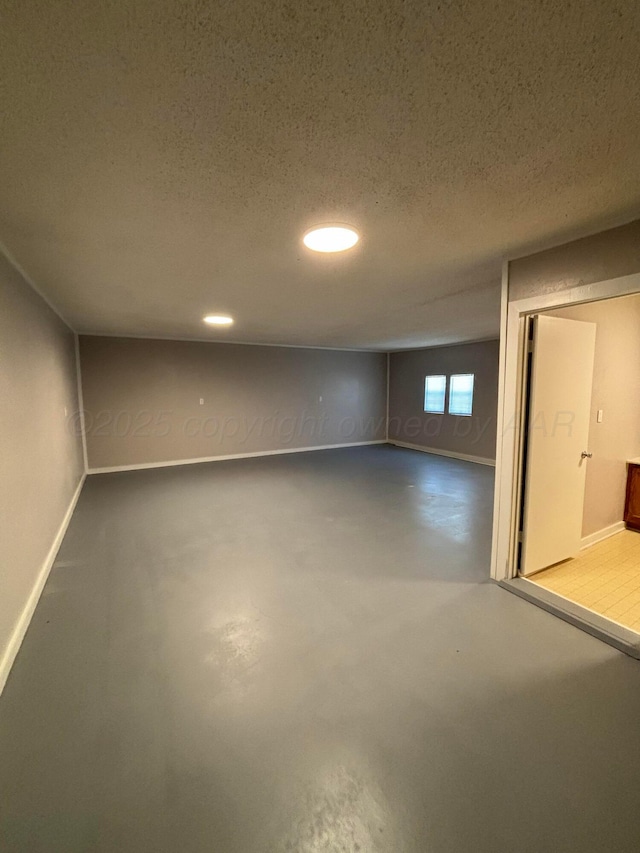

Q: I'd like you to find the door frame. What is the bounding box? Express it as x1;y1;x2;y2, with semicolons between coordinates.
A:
490;268;640;583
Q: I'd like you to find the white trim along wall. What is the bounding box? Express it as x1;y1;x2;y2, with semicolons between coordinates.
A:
580;521;626;550
0;474;86;695
87;440;387;474
387;440;495;467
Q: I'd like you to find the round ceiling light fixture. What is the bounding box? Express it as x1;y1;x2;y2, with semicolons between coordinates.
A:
203;314;234;326
303;225;359;253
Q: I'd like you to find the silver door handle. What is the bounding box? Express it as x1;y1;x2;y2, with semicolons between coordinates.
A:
581;451;592;459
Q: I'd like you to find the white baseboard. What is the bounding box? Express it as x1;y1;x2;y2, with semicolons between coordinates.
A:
0;473;86;697
388;440;496;467
581;520;626;550
87;440;387;474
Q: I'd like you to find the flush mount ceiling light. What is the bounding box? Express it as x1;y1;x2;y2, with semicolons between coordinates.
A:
203;314;234;326
303;225;359;253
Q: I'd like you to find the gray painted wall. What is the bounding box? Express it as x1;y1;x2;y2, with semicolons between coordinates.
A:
0;253;84;678
546;295;640;538
388;340;499;461
508;218;640;302
79;336;387;469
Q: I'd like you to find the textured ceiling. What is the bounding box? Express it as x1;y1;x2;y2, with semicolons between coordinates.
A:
1;0;640;350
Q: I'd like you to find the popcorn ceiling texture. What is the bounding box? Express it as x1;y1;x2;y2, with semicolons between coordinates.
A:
0;0;639;348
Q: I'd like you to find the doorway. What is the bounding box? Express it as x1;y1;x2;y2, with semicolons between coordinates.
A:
520;293;640;630
492;270;640;655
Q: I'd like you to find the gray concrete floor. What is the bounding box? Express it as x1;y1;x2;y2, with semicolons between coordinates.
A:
1;445;640;852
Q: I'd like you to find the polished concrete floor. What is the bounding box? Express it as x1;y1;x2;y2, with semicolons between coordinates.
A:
1;445;640;852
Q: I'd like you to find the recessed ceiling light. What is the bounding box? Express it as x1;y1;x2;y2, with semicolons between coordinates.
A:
203;314;234;326
303;225;359;253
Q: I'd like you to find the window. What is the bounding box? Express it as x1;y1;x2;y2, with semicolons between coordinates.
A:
449;373;474;416
424;375;446;413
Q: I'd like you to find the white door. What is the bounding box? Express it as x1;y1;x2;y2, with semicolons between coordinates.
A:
520;315;596;577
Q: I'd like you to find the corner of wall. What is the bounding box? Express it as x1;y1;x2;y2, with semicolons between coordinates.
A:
385;351;390;441
74;332;89;474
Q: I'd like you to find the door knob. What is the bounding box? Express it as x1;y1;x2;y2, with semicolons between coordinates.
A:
581;451;593;459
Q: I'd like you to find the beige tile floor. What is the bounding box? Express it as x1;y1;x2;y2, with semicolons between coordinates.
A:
530;529;640;631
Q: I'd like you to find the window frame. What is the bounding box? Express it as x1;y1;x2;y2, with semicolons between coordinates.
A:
448;373;475;417
423;374;447;414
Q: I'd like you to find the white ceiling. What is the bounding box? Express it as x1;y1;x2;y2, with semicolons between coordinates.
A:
1;0;640;350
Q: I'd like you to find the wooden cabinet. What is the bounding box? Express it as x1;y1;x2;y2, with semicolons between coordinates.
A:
625;461;640;531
